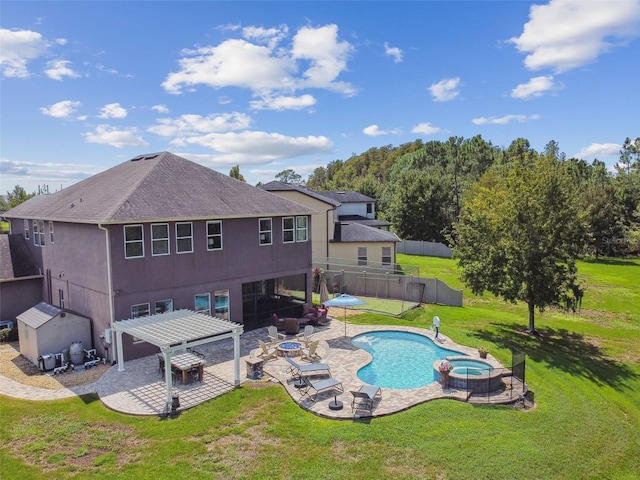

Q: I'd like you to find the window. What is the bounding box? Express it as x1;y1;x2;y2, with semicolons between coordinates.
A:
366;203;373;214
33;220;39;246
259;218;272;245
382;246;392;266
124;225;144;258
24;220;29;240
214;289;229;320
296;216;308;242
151;223;170;256
58;289;64;309
176;222;193;253
155;299;173;314
206;221;223;250
38;221;45;246
358;246;368;266
195;293;211;315
49;221;54;243
131;303;150;318
282;217;295;243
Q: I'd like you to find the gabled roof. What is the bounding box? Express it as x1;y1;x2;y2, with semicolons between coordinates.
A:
0;234;41;280
260;181;341;207
17;302;63;329
318;191;375;203
333;222;400;243
4;152;313;224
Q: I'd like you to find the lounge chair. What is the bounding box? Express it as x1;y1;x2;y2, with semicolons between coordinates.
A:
350;385;382;413
299;376;343;402
296;325;314;345
267;325;285;344
300;340;320;362
257;340;277;360
284;355;330;378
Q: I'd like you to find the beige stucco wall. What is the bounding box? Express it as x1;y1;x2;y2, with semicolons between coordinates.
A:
266;191;335;258
328;241;396;265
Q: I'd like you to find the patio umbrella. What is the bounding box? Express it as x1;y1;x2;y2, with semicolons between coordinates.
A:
319;275;330;305
323;293;366;338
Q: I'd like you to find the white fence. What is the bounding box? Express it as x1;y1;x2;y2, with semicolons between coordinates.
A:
397;240;453;258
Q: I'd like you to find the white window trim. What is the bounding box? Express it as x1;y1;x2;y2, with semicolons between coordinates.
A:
24;220;30;240
151;223;170;256
155;299;173;314
124;224;145;259
38;220;45;246
259;218;272;246
358;246;368;266
382;246;392;266
33;220;39;247
282;217;295;244
49;221;54;244
206;220;223;251
176;222;194;254
296;216;308;242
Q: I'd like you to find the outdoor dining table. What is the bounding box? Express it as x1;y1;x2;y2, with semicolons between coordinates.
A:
171;352;205;385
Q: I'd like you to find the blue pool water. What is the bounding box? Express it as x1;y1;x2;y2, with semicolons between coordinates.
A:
449;358;494;376
351;331;465;389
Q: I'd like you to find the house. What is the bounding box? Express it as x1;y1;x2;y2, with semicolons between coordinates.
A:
2;152;314;361
260;182;399;267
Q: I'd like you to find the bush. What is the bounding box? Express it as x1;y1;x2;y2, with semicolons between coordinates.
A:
0;328;18;343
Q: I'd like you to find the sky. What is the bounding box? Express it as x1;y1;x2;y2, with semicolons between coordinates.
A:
1;1;639;193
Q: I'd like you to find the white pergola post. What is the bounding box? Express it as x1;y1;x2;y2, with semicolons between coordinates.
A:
163;350;173;407
233;334;240;385
116;328;125;371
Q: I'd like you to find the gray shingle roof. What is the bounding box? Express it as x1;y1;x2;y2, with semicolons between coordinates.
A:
338;215;390;228
333;222;400;243
260;181;342;207
4;152;313;224
317;191;375;203
17;302;62;329
0;234;41;280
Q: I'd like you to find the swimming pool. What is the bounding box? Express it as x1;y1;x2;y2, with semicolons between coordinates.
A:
351;330;464;389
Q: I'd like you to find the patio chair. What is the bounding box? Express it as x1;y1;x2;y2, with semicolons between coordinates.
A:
257;340;277;360
300;340;321;362
283;317;300;335
296;325;315;345
267;325;285;344
284;355;331;378
350;385;382;413
299;376;343;402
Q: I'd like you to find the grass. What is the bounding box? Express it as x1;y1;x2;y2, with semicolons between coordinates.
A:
1;256;639;479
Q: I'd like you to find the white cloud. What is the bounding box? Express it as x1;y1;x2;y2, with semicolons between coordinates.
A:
575;142;621;160
180;131;333;164
162;24;355;99
384;42;403;63
84;125;149;148
148;112;252;137
45;59;79;81
472;114;541;125
363;124;402;137
0;157;100;187
412;122;442;135
0;28;49;78
510;0;640;73
98;103;128;119
40;100;82;119
151;104;169;114
249;94;316;111
511;75;561;99
429;77;461;102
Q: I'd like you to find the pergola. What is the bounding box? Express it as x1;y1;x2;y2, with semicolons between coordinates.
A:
111;309;244;408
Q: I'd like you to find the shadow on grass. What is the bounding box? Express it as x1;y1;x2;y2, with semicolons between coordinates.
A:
581;257;639;267
472;322;639;390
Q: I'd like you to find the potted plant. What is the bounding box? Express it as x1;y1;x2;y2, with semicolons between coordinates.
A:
438;361;453;387
478;345;489;359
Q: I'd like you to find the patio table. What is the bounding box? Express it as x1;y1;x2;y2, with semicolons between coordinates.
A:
171;352;205;385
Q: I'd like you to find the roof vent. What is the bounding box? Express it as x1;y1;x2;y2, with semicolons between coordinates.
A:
131;153;160;162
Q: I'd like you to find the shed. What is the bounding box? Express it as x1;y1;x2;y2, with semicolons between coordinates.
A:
17;302;92;366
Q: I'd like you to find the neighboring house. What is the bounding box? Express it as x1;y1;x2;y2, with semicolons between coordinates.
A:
0;234;43;322
261;182;399;267
2;152;314;361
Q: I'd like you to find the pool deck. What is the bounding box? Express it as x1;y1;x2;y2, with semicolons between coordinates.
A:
0;319;526;419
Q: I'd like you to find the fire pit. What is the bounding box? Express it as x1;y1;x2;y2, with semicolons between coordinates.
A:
277;341;302;357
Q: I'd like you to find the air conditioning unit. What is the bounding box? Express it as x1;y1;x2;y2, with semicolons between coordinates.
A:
103;328;112;344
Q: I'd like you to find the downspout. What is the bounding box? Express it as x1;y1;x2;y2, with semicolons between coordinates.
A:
326;206;336;259
98;224;114;363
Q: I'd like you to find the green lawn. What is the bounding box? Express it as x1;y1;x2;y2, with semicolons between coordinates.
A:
1;256;639;479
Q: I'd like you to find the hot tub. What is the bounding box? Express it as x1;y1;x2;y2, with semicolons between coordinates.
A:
433;356;504;393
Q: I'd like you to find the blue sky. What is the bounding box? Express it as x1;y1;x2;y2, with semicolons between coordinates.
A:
2;1;639;192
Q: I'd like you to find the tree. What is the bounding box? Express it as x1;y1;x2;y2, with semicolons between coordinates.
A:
5;185;35;209
229;165;246;182
275;169;303;185
453;152;587;333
